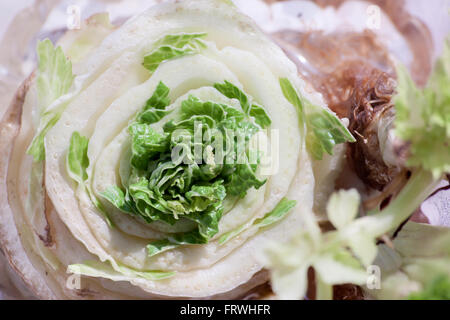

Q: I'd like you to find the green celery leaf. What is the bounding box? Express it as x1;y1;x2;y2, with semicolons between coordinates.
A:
394;38;450;178
370;222;450;299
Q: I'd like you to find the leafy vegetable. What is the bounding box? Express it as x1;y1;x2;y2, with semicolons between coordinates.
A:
214;80;251;112
225;155;266;198
142;81;171;110
147;230;211;257
67;132;89;184
147;240;179;257
143;33;208;72
129;123;169;170
395;38;450;179
265;42;450;300
101;186;136;215
305;107;356;160
67;132;113;227
249;104;272;128
214;80;271;128
101;81;269;256
68;260;175;281
279;78;305;124
133;81;173;125
349;38;450;237
27;39;74;162
27;116;61;162
279;78;355;160
137;109;172;125
219;197;297;245
263;189;375;300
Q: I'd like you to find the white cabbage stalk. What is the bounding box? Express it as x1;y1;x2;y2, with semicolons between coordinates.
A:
0;0;347;299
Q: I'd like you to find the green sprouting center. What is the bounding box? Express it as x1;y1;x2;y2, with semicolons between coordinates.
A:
101;81;272;256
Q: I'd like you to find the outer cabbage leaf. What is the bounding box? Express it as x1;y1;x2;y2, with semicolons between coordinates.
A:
27;39;74;161
102;81;270;256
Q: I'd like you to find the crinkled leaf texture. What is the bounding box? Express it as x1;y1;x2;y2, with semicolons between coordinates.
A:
3;0;334;299
394;38;450;178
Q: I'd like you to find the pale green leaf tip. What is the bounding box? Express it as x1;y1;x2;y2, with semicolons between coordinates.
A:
68;260;175;281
